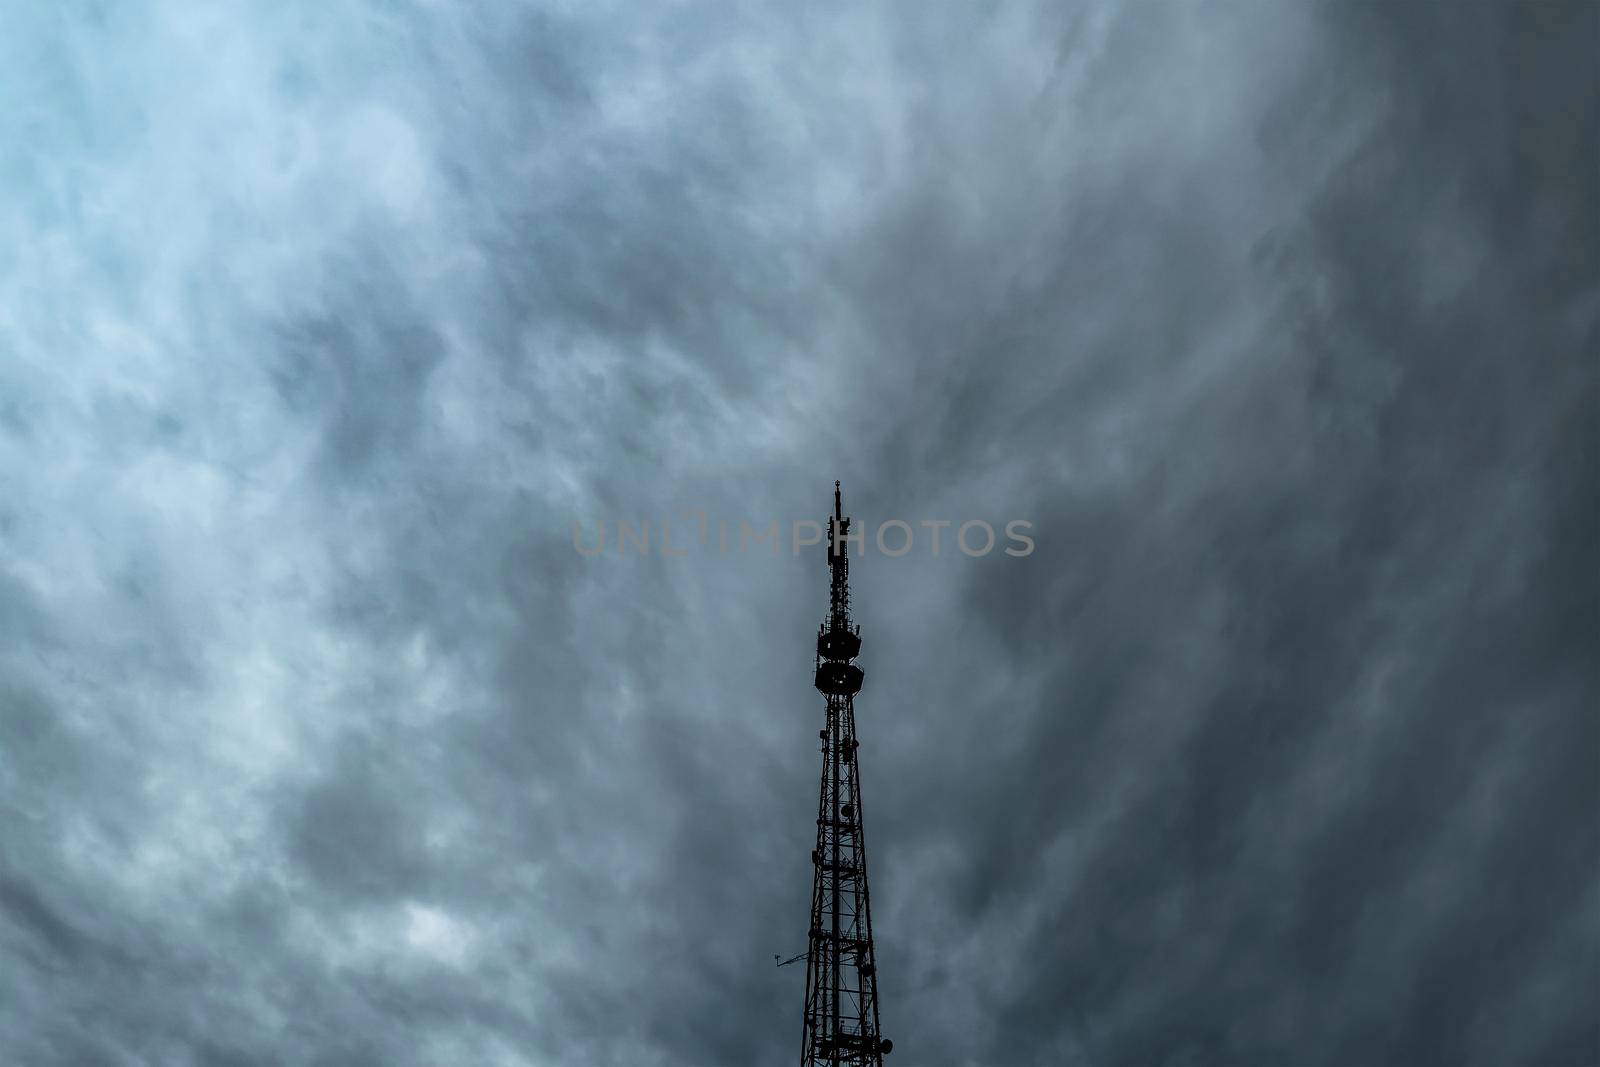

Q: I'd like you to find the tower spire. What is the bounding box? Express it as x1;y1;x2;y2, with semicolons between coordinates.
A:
800;483;893;1064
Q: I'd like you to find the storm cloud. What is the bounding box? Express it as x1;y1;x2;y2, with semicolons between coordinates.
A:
1;1;1595;1065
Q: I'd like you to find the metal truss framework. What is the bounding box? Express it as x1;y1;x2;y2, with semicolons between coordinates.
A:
800;483;892;1065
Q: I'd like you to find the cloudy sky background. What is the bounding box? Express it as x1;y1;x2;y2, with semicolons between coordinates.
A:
1;1;1596;1065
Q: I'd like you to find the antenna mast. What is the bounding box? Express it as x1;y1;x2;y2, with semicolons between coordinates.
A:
799;482;893;1064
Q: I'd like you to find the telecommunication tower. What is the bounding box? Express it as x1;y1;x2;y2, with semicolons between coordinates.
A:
799;482;893;1064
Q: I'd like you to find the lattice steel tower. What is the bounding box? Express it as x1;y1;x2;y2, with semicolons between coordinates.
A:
800;482;894;1064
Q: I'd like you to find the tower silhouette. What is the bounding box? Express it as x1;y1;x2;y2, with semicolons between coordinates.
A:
800;482;893;1063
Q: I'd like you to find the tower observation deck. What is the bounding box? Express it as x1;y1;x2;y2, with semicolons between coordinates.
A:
799;482;893;1064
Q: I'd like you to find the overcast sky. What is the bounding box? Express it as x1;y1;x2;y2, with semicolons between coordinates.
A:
1;2;1596;1065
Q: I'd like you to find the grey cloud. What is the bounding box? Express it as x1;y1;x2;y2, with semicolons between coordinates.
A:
0;1;1593;1066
